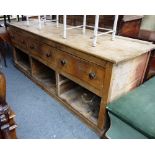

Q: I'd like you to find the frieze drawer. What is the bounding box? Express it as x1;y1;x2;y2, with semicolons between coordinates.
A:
55;50;105;92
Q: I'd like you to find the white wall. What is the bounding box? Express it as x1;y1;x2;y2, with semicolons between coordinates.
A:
141;15;155;31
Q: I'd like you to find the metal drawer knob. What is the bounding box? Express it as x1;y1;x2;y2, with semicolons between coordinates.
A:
60;59;67;66
89;72;96;79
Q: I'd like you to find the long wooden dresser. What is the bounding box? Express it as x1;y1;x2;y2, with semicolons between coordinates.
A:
8;20;155;136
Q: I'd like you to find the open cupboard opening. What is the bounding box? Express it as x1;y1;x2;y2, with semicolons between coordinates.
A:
57;74;101;125
31;58;56;93
15;48;30;73
14;47;102;131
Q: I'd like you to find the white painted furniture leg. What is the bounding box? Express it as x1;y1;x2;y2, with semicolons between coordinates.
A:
93;15;99;47
83;15;86;34
44;15;46;23
56;15;59;27
63;15;67;39
26;16;29;26
38;15;42;29
112;15;119;40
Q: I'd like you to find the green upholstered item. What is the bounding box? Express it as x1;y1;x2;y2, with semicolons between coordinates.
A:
106;112;148;139
106;77;155;138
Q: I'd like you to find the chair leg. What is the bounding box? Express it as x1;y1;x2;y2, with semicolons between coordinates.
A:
3;43;7;67
3;47;7;67
0;52;2;69
3;15;7;28
7;15;11;23
0;47;7;68
3;55;7;67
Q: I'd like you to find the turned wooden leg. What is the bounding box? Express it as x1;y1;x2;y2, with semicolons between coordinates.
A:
3;50;7;67
0;44;7;68
0;55;2;69
0;71;6;104
3;15;7;28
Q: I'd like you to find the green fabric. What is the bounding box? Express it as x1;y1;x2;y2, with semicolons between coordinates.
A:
106;113;148;139
107;77;155;138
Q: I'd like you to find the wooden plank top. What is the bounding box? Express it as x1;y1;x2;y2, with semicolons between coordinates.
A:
8;19;155;64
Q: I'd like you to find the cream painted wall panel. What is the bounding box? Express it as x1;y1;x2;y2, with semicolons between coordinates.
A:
141;15;155;31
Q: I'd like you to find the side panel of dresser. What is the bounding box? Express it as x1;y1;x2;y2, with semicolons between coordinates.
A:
109;53;149;102
97;53;150;130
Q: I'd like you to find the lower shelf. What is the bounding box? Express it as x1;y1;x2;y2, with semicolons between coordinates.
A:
34;74;56;93
15;48;30;73
59;74;101;126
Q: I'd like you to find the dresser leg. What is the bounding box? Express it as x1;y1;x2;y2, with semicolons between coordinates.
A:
97;62;113;130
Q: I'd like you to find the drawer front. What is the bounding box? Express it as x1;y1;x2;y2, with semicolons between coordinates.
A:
28;38;40;56
9;28;105;91
28;38;54;64
9;30;28;51
18;35;28;50
56;51;105;90
9;30;20;45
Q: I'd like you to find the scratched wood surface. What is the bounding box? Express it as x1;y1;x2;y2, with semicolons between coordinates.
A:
8;19;155;64
109;53;149;102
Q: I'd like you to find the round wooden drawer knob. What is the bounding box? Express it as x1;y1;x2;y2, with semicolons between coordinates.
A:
60;59;67;65
46;53;51;57
89;72;96;79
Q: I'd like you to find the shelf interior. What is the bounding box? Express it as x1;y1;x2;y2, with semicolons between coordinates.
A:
59;74;101;125
15;48;30;72
32;58;56;93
